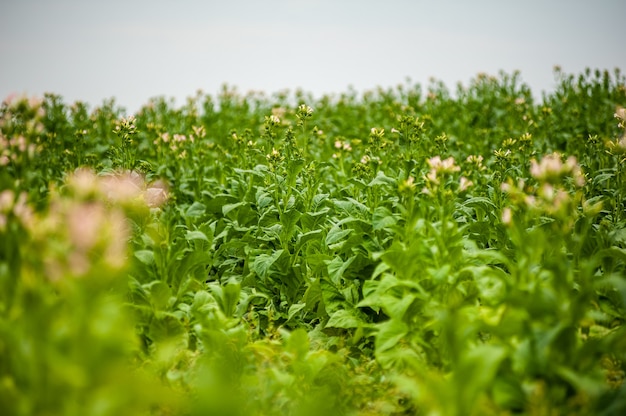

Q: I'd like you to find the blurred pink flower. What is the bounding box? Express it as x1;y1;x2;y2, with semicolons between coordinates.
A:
145;180;169;208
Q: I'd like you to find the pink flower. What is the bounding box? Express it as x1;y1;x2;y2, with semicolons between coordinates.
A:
145;180;169;208
501;207;512;225
459;176;473;191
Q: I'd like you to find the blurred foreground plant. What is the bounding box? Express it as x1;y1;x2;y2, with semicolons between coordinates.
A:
0;169;177;416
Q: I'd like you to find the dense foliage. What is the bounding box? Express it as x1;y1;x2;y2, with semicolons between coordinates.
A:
1;68;625;415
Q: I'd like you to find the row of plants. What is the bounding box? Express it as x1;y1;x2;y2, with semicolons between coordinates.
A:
1;67;625;415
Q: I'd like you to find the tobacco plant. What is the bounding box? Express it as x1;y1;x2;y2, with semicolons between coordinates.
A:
1;68;625;415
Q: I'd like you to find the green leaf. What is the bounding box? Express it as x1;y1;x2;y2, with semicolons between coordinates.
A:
295;229;322;254
372;206;397;230
326;255;355;285
325;225;352;246
280;208;301;240
220;283;241;317
332;198;369;217
148;313;186;344
287;158;305;177
326;309;361;329
222;201;246;216
598;246;626;263
146;280;173;310
303;278;324;315
287;303;306;321
185;201;206;218
456;345;507;411
185;230;209;242
368;170;396;187
255;190;273;210
610;227;626;245
134;249;155;265
192;290;214;309
462;196;497;211
251;249;285;281
285;328;309;360
375;318;408;353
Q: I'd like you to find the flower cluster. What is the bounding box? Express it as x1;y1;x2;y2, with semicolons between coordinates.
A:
154;131;196;159
332;138;352;159
113;116;137;149
427;156;460;175
0;190;34;231
0;133;37;166
296;104;313;119
529;152;585;187
266;147;284;169
295;104;314;128
422;156;472;196
68;168;169;209
501;153;586;227
192;125;206;140
33;196;129;280
268;115;281;125
26;169;168;280
605;107;626;155
368;128;386;149
272;107;286;121
1;94;46;130
425;156;455;181
398;176;416;194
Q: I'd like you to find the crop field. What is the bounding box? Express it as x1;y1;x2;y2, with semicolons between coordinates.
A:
1;68;626;415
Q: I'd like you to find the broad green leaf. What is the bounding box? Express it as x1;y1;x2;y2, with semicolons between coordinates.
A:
222;201;246;216
611;227;626;245
222;283;241;317
368;170;396;187
303;277;324;315
372;206;397;230
251;249;284;281
462;196;497;211
185;201;206;218
287;303;306;322
234;167;265;178
286;158;305;177
326;309;361;329
332;198;368;217
295;229;322;254
284;328;309;360
555;366;606;397
185;230;209;242
280;208;301;240
255;190;273;210
326;255;355;285
598;246;626;263
311;193;330;211
148;314;186;345
456;345;507;411
325;225;352;246
134;249;155;265
192;290;214;309
475;270;507;306
146;280;173;310
375;318;408;353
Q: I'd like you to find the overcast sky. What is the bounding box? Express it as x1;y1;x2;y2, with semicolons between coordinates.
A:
1;0;624;114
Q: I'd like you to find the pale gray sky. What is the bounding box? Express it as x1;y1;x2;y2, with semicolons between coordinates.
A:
1;0;624;113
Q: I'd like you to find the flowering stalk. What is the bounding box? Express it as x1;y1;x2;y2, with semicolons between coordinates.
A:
111;116;138;171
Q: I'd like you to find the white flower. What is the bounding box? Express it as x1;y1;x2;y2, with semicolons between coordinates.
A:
269;115;280;124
